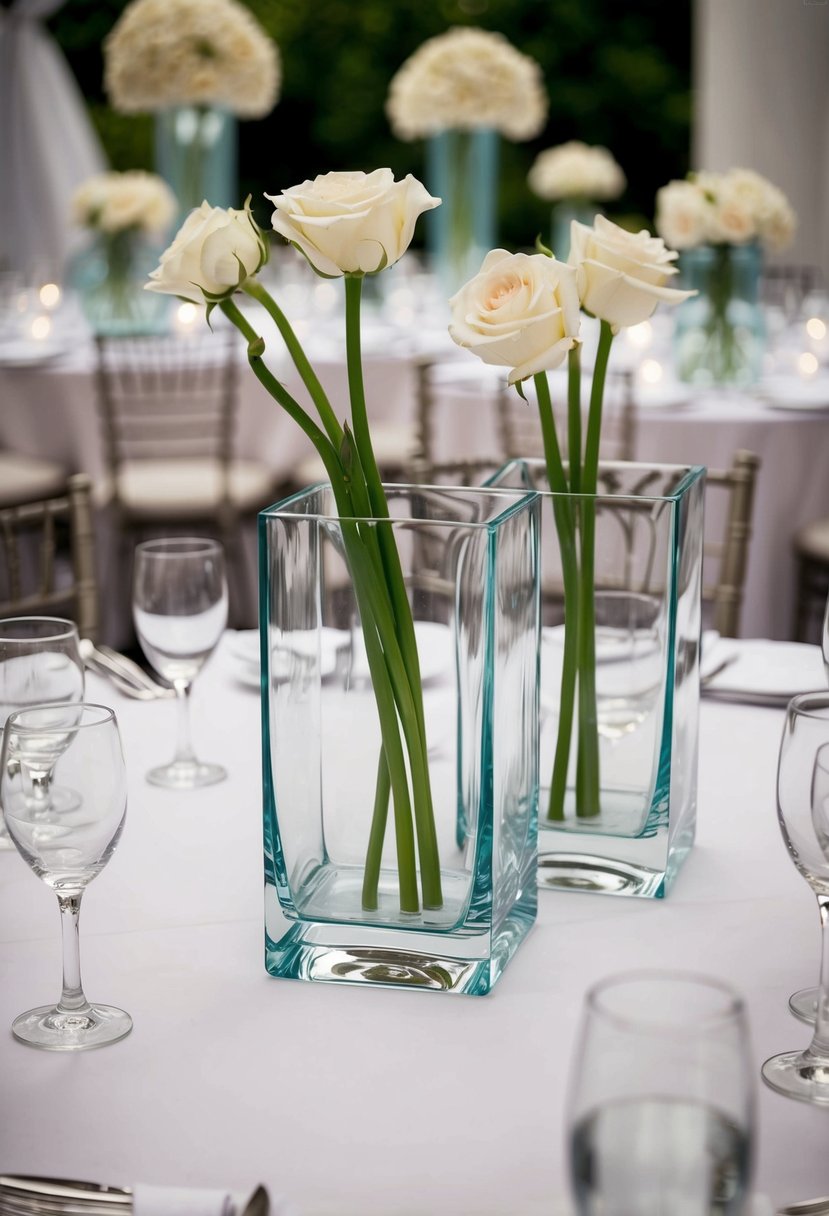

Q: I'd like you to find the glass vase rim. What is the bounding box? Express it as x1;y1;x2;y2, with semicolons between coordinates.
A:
5;701;116;735
0;616;80;642
586;968;746;1034
491;457;706;503
261;479;540;530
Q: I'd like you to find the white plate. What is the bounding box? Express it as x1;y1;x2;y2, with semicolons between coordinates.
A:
229;628;347;688
350;620;453;686
0;338;72;367
703;639;824;697
757;376;829;410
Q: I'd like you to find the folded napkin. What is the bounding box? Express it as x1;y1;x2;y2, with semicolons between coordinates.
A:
702;635;825;701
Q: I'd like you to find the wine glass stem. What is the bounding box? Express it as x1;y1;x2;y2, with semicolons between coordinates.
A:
56;893;89;1014
173;682;197;765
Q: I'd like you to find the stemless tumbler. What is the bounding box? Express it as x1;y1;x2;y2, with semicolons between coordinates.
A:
567;970;755;1216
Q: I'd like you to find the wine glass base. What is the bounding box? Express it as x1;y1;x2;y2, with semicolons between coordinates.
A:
146;758;227;790
761;1050;829;1105
789;986;818;1026
12;1003;133;1051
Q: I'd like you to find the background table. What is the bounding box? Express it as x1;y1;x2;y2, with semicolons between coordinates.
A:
2;308;829;643
1;634;828;1214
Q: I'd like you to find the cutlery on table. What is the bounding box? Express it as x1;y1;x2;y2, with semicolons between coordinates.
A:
78;638;175;700
0;1176;271;1215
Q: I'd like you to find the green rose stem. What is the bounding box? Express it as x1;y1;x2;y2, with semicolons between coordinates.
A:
707;243;738;381
343;273;442;910
574;318;614;816
219;294;424;912
532;369;579;822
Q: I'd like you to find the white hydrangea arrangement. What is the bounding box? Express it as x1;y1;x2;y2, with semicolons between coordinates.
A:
527;140;626;203
71;171;177;236
103;0;281;119
655;168;796;252
386;26;548;141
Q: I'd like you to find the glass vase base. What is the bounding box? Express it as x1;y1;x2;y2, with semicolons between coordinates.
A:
537;850;668;898
146;758;227;789
265;885;535;996
789;987;818;1025
12;1003;133;1051
761;1052;829;1106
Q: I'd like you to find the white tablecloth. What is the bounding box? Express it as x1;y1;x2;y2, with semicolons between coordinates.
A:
2;315;829;642
1;633;828;1214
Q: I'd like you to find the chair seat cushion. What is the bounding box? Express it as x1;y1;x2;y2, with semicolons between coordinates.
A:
0;452;67;507
102;459;276;518
796;517;829;563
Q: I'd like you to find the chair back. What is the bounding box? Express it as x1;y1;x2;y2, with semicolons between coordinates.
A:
94;329;240;504
0;473;99;641
702;449;760;638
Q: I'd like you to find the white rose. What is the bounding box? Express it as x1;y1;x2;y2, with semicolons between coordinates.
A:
448;249;581;385
568;214;694;330
266;169;440;278
145;199;268;303
709;180;758;245
654;180;712;250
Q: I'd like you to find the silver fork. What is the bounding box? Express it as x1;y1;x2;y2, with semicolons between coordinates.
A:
78;639;174;700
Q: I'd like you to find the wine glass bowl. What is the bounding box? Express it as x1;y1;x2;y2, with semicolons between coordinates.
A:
567;969;755;1216
1;702;131;1050
762;693;829;1103
0;616;85;842
131;537;228;789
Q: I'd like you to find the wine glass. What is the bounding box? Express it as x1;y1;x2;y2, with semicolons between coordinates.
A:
567;970;755;1215
131;536;228;789
762;693;829;1104
0;616;85;849
788;592;829;1027
1;701;132;1049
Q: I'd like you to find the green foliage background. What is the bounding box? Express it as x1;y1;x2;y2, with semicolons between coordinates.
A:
46;0;692;249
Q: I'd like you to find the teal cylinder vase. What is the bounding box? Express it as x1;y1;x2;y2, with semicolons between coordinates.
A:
551;200;598;262
259;481;540;995
673;241;765;387
154;105;238;223
67;231;171;336
426;127;499;303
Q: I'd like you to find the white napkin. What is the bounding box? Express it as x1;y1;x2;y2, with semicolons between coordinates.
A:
702;636;825;697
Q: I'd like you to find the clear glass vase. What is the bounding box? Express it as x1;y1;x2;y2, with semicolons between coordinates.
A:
673;241;765;387
259;481;540;994
550;199;599;262
489;459;705;899
154;104;238;223
425;127;499;303
67;231;171;337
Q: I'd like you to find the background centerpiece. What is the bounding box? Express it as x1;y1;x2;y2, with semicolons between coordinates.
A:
146;169;540;994
68;169;176;335
448;216;703;898
103;0;281;224
385;26;548;300
527;140;627;261
655;167;796;386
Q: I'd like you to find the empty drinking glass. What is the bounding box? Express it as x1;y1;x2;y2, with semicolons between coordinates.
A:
132;537;228;789
2;702;132;1050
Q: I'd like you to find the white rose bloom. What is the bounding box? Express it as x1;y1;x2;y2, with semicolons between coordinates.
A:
528;141;626;203
145;199;268;303
569;214;694;330
654;180;712;250
386;27;547;141
266;169;440;278
448;248;581;385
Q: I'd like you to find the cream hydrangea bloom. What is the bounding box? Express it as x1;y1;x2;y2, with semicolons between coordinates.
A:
528;141;626;203
655;167;796;252
386;27;547;141
104;0;280;118
71;171;177;236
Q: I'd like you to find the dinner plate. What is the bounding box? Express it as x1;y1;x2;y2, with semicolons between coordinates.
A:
757;376;829;411
702;639;824;698
229;627;347;688
350;619;453;686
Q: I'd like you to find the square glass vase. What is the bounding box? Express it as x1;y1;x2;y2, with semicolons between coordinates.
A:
489;459;705;899
258;481;540;994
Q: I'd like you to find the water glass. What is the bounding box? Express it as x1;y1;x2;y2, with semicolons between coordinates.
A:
567;970;755;1215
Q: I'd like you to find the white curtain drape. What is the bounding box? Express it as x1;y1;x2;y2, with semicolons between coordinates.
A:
0;0;108;279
